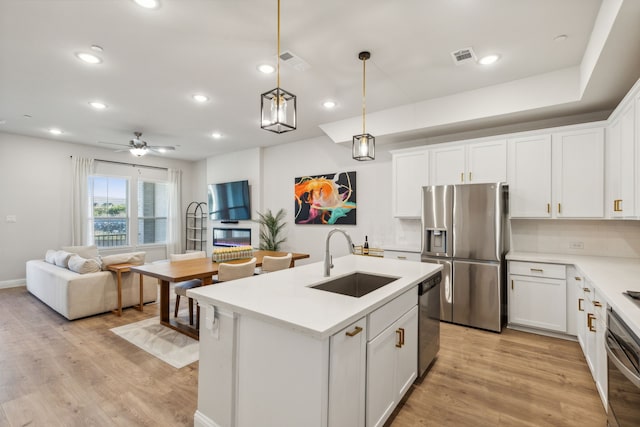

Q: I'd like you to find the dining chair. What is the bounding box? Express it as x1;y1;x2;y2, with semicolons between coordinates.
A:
218;257;257;282
170;251;206;326
260;253;292;273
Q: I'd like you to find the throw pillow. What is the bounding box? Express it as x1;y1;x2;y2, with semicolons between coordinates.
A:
61;244;99;259
68;254;101;274
169;251;206;261
45;249;57;264
100;251;146;270
54;250;74;268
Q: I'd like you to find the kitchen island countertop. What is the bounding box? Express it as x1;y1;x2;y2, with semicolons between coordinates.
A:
188;254;442;340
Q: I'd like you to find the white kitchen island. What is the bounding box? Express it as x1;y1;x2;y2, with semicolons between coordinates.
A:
188;254;441;427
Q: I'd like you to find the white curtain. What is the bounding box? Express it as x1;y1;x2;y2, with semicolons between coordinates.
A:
167;168;182;255
71;157;94;245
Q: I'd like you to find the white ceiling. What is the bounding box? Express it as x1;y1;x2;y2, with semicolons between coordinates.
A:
1;0;640;161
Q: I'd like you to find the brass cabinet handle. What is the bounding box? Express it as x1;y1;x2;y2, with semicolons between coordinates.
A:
469;172;472;182
613;199;623;212
397;256;407;260
574;276;582;281
395;329;403;348
558;203;561;214
460;172;464;183
511;279;514;290
583;288;591;293
400;328;405;346
587;313;596;332
345;326;363;337
593;301;602;308
578;298;584;312
530;268;543;273
547;203;550;214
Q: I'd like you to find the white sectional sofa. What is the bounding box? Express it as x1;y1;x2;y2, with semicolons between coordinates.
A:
26;248;157;320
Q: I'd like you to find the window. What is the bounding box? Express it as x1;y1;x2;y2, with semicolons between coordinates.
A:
138;180;168;245
89;176;129;248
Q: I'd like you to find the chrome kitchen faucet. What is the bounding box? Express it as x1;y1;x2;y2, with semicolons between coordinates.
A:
324;228;355;277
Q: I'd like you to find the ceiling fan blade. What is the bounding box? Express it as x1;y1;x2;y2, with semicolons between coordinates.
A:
149;146;176;152
98;140;129;148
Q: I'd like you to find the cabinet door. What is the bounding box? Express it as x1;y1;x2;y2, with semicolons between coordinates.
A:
507;134;552;218
366;319;399;427
508;275;566;332
328;318;367;427
607;104;635;218
392;151;429;218
574;275;587;353
394;306;418;399
553;128;605;218
466;139;507;183
430;146;465;185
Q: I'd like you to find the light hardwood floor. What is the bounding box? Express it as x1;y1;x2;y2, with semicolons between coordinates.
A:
0;286;606;426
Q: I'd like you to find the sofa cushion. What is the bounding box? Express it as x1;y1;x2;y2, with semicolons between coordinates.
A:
61;244;99;259
54;250;74;268
169;251;206;261
45;249;57;264
100;251;146;270
68;254;102;274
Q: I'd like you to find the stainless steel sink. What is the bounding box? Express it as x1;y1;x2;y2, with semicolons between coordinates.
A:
311;272;399;298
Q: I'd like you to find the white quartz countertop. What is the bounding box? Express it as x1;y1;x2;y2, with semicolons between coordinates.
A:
188;254;442;340
507;251;640;337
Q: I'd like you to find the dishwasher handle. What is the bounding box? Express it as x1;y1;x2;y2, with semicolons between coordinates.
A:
606;332;640;388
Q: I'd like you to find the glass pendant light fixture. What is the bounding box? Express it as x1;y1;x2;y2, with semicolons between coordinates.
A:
352;51;374;161
261;0;296;133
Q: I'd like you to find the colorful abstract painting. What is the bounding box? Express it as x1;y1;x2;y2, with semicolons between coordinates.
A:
294;171;356;225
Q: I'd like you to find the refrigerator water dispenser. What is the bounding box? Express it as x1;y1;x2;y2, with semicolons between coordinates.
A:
425;228;447;254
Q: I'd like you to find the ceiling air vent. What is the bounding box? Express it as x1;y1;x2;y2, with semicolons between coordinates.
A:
450;47;477;65
279;50;311;72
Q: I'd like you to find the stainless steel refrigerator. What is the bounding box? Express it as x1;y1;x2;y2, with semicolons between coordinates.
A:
421;183;508;332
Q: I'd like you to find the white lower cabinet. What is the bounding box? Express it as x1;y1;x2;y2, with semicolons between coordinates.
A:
328;318;367;427
383;250;421;262
366;305;418;427
508;261;567;332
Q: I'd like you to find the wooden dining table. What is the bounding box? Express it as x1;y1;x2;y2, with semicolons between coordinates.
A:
131;250;310;340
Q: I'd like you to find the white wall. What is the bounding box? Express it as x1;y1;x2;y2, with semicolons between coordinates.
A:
0;132;198;284
511;219;640;258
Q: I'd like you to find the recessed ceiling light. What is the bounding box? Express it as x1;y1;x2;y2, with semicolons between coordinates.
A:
322;100;337;109
49;128;63;135
192;94;209;103
211;132;222;139
89;101;108;110
75;52;102;64
478;54;500;65
133;0;159;9
258;64;275;74
554;34;568;42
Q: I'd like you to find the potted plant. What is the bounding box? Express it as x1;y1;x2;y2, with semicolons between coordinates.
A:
255;208;287;251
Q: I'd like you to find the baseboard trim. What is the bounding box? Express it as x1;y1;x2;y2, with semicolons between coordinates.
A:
0;279;26;289
194;410;220;427
507;324;577;342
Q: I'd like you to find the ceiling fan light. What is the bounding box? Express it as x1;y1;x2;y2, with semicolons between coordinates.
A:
134;0;159;9
75;52;102;64
130;147;147;157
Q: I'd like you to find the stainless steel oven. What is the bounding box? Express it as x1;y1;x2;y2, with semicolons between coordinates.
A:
606;308;640;427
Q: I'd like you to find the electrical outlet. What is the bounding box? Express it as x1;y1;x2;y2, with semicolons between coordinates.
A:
569;242;584;249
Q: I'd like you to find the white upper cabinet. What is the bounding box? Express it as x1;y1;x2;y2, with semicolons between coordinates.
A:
391;150;429;218
466;139;507;183
553;127;605;218
430;139;507;185
607;103;635;218
508;134;552;218
508;126;605;219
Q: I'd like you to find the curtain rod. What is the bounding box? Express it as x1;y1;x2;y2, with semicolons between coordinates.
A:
70;156;168;171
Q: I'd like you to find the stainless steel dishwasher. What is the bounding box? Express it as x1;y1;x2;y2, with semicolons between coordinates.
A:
417;271;441;379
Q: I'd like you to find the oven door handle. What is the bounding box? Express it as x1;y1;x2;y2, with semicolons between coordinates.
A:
606;342;640;388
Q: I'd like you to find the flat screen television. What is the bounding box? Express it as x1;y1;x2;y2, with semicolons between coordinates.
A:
207;180;251;221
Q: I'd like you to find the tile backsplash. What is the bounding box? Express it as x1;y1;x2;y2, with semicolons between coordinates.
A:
510;219;640;258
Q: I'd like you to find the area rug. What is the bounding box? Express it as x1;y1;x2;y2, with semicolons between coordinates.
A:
110;317;199;368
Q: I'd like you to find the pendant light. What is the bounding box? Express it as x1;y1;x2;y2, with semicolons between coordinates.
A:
352;51;374;161
261;0;296;133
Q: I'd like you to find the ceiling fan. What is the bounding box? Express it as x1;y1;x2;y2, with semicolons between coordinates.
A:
99;132;176;157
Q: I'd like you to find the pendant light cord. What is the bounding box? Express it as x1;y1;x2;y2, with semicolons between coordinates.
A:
277;0;281;89
362;56;366;135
